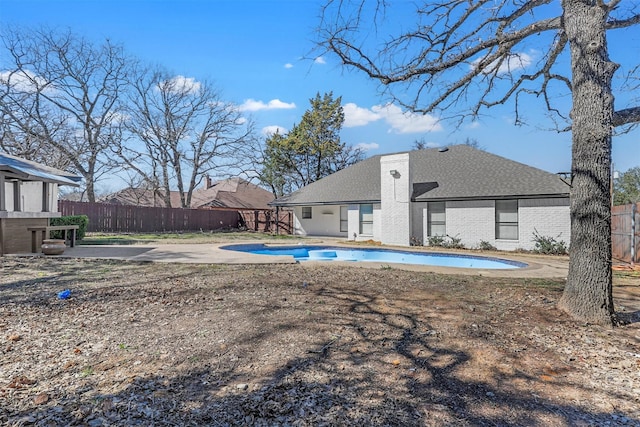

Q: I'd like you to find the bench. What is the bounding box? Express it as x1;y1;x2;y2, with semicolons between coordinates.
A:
27;225;79;253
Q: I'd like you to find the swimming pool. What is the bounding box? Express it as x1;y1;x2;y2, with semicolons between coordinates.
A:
221;244;527;270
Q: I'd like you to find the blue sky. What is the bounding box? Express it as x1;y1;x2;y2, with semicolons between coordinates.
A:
1;0;638;190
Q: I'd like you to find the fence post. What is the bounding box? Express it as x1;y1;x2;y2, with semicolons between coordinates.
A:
632;203;637;266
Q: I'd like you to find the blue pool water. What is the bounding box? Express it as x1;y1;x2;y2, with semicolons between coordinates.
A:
221;244;527;270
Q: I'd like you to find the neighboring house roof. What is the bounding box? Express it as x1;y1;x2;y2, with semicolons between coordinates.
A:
0;153;81;186
100;177;275;209
192;177;275;209
272;145;570;206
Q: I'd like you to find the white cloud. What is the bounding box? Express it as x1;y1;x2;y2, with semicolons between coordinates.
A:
355;142;379;152
284;63;293;69
422;141;442;149
343;103;382;127
0;69;49;93
163;75;201;94
344;102;441;133
314;56;326;64
466;121;481;129
262;125;288;136
239;98;296;112
372;103;442;134
471;52;533;75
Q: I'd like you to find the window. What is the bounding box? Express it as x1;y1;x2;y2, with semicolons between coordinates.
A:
42;182;50;212
302;206;312;219
340;206;348;232
427;201;446;236
359;204;373;235
0;175;6;211
495;200;518;240
13;180;21;212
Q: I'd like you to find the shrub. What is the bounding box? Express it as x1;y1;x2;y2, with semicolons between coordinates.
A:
477;240;497;251
427;235;465;249
531;229;568;255
427;235;446;246
410;236;423;246
442;235;465;249
50;215;89;240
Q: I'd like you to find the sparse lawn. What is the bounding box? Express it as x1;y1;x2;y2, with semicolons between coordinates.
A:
1;255;638;425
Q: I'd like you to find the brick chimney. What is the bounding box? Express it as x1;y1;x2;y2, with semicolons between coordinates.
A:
205;175;212;189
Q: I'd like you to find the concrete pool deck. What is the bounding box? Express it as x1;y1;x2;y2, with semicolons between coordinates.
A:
12;240;570;279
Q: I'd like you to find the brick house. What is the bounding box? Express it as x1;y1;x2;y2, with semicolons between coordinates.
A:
271;145;571;251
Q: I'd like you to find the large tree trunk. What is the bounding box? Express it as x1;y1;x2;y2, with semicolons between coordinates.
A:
558;0;617;325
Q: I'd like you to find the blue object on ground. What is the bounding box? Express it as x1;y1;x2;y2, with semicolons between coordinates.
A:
58;289;71;299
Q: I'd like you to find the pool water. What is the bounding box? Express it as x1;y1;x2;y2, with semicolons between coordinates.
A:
221;244;527;270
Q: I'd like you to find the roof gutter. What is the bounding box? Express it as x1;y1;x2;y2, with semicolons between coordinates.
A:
269;199;381;207
412;193;570;202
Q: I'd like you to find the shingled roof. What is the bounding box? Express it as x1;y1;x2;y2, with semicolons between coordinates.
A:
271;145;569;206
101;177;274;209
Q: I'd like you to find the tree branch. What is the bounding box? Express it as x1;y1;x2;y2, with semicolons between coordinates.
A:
613;106;640;127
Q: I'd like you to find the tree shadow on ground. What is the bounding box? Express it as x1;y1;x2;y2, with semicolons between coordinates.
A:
6;287;639;426
3;260;639;426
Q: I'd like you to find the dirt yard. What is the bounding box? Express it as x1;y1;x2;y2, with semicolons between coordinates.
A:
1;256;639;426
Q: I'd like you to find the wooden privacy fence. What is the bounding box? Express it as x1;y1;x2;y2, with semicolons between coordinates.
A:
240;208;292;235
58;200;240;233
612;202;639;265
58;201;293;234
203;207;293;235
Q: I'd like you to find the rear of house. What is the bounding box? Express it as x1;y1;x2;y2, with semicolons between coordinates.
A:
272;145;571;251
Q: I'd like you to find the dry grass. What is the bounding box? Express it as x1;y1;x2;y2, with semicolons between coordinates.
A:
1;257;639;426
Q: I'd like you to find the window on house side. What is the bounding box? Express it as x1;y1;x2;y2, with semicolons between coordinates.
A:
340;206;348;232
359;204;373;235
42;182;50;212
302;206;312;219
13;181;21;212
427;201;446;236
495;200;518;240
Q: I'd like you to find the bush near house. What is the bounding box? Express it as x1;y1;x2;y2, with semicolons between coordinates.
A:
477;240;498;251
427;235;465;249
531;229;568;255
50;215;89;240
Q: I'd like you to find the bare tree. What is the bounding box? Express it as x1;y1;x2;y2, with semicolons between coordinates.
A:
0;110;70;169
0;27;129;201
116;66;257;208
319;0;640;325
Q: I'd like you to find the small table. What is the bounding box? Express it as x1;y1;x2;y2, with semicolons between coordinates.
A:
27;225;79;253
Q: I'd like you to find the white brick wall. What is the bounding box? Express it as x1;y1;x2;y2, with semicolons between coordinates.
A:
292;205;347;237
347;204;359;240
420;198;570;251
349;203;382;242
3;181;15;211
518;198;571;250
380;154;412;246
444;200;495;248
2;181;55;213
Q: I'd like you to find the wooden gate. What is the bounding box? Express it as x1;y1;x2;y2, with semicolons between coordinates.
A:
612;202;639;264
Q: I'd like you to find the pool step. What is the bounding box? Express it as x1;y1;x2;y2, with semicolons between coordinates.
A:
307;250;337;259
